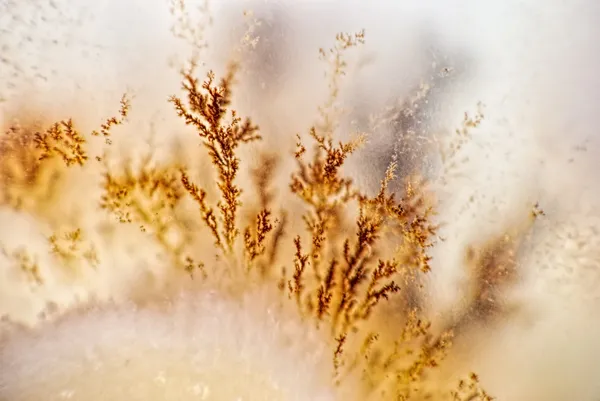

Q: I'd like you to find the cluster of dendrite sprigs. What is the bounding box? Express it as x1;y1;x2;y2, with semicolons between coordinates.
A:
0;28;502;400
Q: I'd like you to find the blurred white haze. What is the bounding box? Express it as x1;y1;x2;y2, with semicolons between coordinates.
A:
1;0;600;400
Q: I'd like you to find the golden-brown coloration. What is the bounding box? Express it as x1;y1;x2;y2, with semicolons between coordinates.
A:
4;1;595;400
